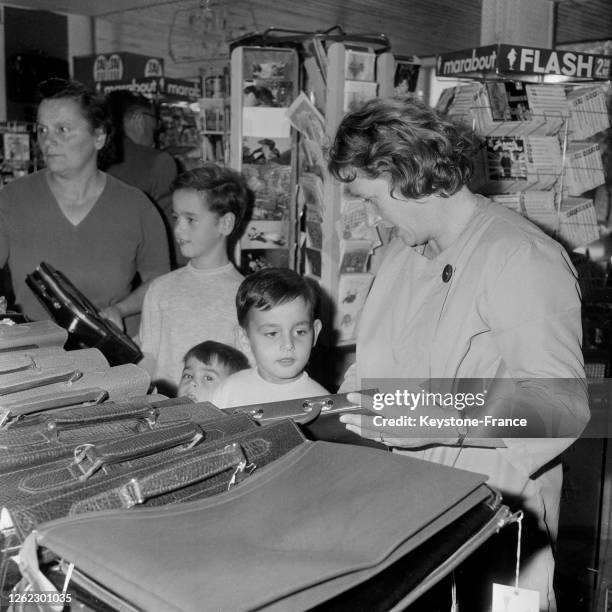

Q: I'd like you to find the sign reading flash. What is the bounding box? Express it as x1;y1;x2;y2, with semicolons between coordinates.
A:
436;44;611;80
500;45;611;79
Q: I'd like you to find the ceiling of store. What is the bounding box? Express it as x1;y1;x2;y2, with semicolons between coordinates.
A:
3;0;612;53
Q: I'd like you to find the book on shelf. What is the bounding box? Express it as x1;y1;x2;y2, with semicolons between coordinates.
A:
567;85;611;140
437;83;481;127
492;192;599;249
474;82;566;136
480;135;562;193
556;197;599;249
564;142;606;196
491;190;556;217
524;136;563;190
525;84;568;122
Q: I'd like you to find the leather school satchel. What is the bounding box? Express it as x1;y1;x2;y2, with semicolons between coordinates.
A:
26;262;142;366
17;441;495;612
0;397;241;472
0;417;305;542
0;363;152;432
1;414;305;602
0;320;67;352
0;347;109;378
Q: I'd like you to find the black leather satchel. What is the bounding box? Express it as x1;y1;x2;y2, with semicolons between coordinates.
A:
0;363;151;433
14;441;512;612
25;262;142;366
0;397;240;471
0;417;304;542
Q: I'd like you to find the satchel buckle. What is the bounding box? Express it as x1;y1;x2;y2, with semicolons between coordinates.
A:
118;478;144;508
72;444;101;481
144;407;159;428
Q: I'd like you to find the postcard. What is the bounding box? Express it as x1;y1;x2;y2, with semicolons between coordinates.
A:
242;136;291;165
485;136;528;181
345;50;376;81
242;220;288;250
240;249;290;275
339;239;372;274
393;58;421;97
343;81;378;113
335;273;375;343
243;107;291;139
286;92;326;145
305;248;322;278
305;220;323;250
242;163;292;220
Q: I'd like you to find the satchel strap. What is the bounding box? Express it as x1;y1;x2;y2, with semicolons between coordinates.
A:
71;443;247;512
0;388;109;430
45;404;159;437
0;368;82;397
0;355;36;375
69;423;203;481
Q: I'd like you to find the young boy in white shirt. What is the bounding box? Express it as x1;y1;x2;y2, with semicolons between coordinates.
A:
177;340;250;402
212;268;328;408
138;165;250;395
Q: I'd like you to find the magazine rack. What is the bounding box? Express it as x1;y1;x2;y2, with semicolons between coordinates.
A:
433;47;610;252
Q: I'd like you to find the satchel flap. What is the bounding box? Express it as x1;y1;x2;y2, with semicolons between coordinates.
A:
32;442;490;612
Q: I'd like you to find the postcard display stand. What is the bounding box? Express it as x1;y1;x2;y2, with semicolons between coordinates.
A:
230;46;300;273
435;44;611;252
298;43;394;346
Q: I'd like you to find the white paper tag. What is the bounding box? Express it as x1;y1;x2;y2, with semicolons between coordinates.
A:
492;583;539;612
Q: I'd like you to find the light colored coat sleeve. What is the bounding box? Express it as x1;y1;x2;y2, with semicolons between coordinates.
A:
486;241;589;475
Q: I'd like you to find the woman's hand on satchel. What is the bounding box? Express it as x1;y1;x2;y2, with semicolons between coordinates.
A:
339;392;447;449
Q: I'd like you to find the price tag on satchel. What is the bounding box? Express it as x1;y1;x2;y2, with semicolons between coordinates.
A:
491;510;539;612
492;583;539;612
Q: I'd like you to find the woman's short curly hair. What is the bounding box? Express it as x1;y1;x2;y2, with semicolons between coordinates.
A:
328;97;474;199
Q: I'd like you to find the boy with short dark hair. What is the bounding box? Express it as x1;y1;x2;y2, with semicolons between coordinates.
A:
138;164;251;395
212;268;328;408
177;340;249;402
